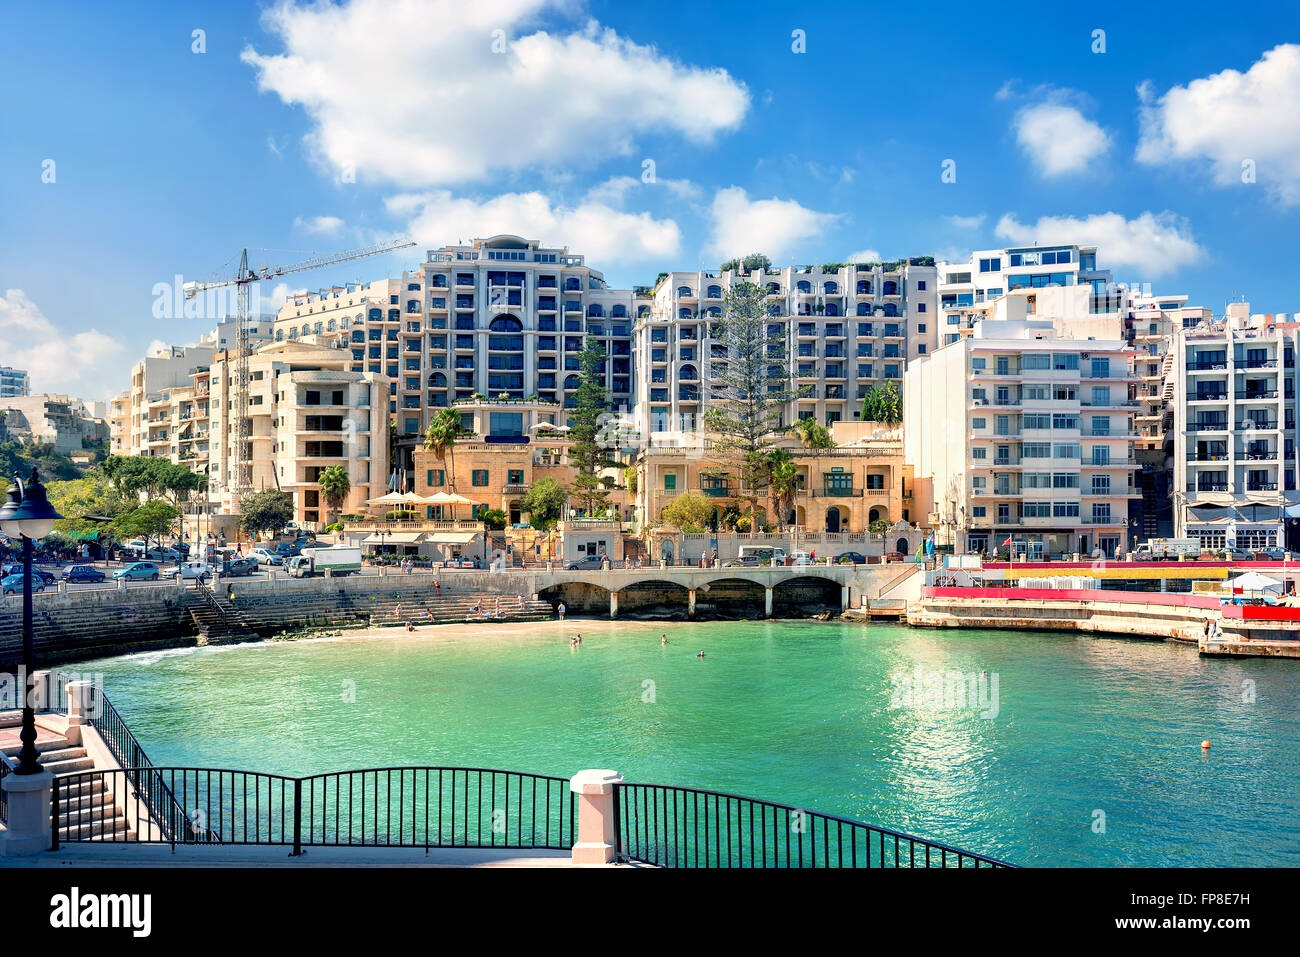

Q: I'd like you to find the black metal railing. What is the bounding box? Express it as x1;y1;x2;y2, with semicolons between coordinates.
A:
0;750;13;824
51;766;575;853
81;683;216;843
613;782;1013;868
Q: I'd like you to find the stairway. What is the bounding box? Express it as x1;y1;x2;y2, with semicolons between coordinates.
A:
186;588;253;640
0;711;131;842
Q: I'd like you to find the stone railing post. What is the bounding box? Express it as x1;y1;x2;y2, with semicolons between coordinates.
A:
570;769;623;865
64;679;93;746
0;768;54;856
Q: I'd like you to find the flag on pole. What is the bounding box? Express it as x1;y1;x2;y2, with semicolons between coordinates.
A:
1002;536;1012;546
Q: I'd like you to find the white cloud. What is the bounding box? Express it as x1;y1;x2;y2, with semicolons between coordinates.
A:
582;175;700;208
847;249;881;264
994;211;1205;278
292;215;344;236
242;0;749;187
946;214;986;230
1137;44;1300;205
1013;101;1110;176
0;289;126;401
385;189;682;263
706;187;838;261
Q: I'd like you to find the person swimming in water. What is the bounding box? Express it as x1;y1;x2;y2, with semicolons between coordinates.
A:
696;651;705;658
661;634;668;646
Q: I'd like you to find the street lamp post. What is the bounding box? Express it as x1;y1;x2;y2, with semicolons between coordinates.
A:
0;469;63;775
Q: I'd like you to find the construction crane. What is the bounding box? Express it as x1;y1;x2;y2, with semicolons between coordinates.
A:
182;238;417;499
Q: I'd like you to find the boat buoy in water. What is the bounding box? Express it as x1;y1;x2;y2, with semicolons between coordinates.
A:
1201;740;1212;750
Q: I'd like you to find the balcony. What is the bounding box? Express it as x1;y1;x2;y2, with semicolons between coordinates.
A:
1188;483;1229;493
1236;420;1278;430
1246;482;1279;491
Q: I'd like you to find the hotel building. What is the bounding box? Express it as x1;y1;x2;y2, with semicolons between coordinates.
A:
1172;302;1299;551
270;236;636;465
632;259;938;441
905;318;1140;558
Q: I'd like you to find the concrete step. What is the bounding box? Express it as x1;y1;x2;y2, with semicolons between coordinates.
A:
58;816;131;841
0;735;72;757
41;754;96;775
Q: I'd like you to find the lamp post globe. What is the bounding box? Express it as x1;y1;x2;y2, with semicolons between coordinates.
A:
0;468;63;775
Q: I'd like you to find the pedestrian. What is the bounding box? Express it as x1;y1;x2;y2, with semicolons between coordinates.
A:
558;601;565;621
661;634;668;646
435;580;441;596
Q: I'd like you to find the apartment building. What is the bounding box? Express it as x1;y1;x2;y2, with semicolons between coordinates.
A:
632;259;937;440
1172;303;1300;551
0;393;107;453
271;235;636;453
905;319;1140;558
0;366;30;398
935;244;1115;345
110;344;217;456
205;341;390;523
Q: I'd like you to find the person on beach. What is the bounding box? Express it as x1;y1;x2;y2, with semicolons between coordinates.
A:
472;599;481;614
494;597;502;617
394;603;402;618
435;580;441;596
421;608;431;620
661;634;668;646
557;602;566;620
405;620;414;632
575;633;582;645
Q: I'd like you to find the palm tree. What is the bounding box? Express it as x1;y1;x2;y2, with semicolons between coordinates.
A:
423;408;462;491
789;416;834;450
318;465;351;526
764;449;800;531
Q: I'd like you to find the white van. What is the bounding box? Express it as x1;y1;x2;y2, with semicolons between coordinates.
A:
789;550;813;566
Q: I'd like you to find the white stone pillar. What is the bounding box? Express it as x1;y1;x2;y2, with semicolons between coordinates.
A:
0;769;54;856
570;769;623;866
65;680;92;747
609;591;618;619
841;585;849;611
688;589;696;618
764;586;773;618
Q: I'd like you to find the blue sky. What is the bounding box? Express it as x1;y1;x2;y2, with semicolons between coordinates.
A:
2;0;1299;401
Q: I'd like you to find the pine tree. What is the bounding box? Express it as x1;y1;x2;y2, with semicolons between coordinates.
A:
568;336;613;515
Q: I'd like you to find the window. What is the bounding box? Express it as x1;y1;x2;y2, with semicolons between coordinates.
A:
427;469;445;487
664;474;677;490
508;469;524;485
471;470;489;487
972;417;986;430
979;257;1001;272
916;280;926;291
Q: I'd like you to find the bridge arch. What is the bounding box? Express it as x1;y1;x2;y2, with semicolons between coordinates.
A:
771;574;842;616
538;580;611;616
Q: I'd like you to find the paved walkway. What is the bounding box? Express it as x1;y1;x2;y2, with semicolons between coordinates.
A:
3;844;610;868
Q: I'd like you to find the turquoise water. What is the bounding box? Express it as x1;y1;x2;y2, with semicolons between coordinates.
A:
81;621;1300;867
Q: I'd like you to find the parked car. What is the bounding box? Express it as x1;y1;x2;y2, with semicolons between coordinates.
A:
882;551;906;563
1222;547;1255;562
167;561;214;582
63;565;106;584
171;541;191;558
3;564;56;585
275;542;302;558
724;556;761;567
789;551;813;566
224;557;258;577
836;551;868;565
2;572;47;595
145;545;181;562
250;548;284;566
1258;546;1288;561
113;561;160;581
566;555;607;570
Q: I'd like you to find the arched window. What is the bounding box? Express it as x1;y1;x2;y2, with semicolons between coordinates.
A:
488;315;523;332
638;306;650;318
677;286;693;297
706;285;722;299
856;303;869;316
824;281;838;294
314;322;323;334
564;278;581;291
797;281;811;294
679;364;699;382
707;307;721;317
275;329;284;341
825;304;839;317
429;372;447;387
326;319;336;331
766;283;781;295
679;308;692;319
564;374;581;391
587;304;604;318
288;328;298;339
611;305;627;318
883;280;898;296
388;309;400;321
856;280;870;295
883;303;899;317
368;308;382;322
300;324;310;336
406;300;419;312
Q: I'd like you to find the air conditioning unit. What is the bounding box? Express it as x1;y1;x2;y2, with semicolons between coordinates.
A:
974;399;988;406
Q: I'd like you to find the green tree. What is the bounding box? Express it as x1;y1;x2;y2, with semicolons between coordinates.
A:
764;448;800;531
720;253;772;275
479;508;507;531
623;466;638;495
870;518;891;555
423;408;462;491
519;477;568;530
113;500;180;553
568;336;613;515
789;416;834;450
860;382;902;425
660;491;715;532
701;281;798;536
318;465;351;524
239;489;294;539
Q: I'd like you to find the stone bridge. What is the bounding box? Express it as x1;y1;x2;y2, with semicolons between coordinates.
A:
510;563;918;618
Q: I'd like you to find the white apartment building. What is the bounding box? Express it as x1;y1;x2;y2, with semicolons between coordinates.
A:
271;235;636;445
206;341;390;524
632;259;938;440
0;366;30;398
1173;302;1299;551
905;319;1140;558
110;344;217;456
936;244;1115;345
1;394;107;453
